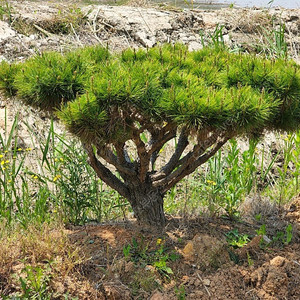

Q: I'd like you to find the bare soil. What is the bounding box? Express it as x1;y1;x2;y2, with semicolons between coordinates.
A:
1;198;299;299
6;201;300;300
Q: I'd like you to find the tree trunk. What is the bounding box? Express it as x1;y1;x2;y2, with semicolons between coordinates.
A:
128;185;166;229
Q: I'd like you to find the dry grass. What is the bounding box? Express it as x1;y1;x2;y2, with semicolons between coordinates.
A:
231;9;273;34
0;221;102;298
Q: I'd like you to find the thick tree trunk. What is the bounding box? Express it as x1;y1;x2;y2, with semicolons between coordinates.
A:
128;185;166;229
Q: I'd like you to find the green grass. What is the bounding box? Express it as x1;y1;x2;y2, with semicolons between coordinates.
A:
0;106;129;228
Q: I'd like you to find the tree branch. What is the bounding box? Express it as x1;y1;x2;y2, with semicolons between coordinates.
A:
96;145;136;177
114;142;136;169
85;145;130;199
151;127;189;181
160;135;230;193
153;130;217;186
132;129;149;182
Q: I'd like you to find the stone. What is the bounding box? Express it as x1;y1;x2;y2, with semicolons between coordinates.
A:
0;21;16;42
203;278;211;286
188;41;202;51
182;234;230;270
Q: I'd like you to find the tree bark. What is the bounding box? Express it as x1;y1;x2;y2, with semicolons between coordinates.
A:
127;185;165;229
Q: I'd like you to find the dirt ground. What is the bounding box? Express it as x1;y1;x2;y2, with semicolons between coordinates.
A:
42;196;300;299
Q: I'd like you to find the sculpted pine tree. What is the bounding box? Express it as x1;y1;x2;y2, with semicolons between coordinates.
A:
1;44;300;228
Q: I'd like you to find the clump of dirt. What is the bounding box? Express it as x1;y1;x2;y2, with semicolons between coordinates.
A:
286;195;300;224
250;256;299;299
182;234;230;271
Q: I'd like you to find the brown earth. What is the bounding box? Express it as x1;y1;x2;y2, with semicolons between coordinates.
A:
62;208;300;300
2;209;299;299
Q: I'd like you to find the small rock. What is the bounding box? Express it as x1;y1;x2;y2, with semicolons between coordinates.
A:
188;41;202;52
203;278;211;286
145;265;156;272
194;278;201;287
0;21;16;42
135;31;156;48
270;256;286;267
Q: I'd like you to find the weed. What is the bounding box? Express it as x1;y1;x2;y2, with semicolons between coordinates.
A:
200;24;226;49
0;0;13;24
18;265;52;299
260;23;288;58
225;229;249;248
256;223;293;248
175;285;186;300
247;252;253;267
256;224;267;236
123;237;179;278
130;270;160;296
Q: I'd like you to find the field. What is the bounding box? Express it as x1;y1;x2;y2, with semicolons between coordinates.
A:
0;1;300;299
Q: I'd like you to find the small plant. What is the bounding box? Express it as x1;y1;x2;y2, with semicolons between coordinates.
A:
18;265;52;299
123;237;178;278
285;224;293;245
0;0;13;24
247;252;253;266
226;229;250;248
256;224;266;236
175;285;186;300
201;24;226;49
256;223;293;247
260;23;288;58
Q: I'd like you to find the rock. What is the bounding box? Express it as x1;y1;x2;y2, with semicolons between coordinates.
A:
0;21;16;42
134;31;155;48
182;234;229;270
150;291;168;300
203;278;211;286
188;41;202;51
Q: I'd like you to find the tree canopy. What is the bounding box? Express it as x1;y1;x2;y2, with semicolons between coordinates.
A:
1;44;300;227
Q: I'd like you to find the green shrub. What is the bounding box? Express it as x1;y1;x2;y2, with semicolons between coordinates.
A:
1;44;300;228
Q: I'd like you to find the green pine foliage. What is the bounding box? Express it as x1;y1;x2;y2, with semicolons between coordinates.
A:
0;61;21;96
1;43;300;141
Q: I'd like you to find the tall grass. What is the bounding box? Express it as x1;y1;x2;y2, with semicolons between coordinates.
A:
0;106;129;228
164;132;300;218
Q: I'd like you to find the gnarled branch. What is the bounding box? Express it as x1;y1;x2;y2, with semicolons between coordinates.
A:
160;135;230;193
85;145;130;199
151;126;189;181
96;145;136;177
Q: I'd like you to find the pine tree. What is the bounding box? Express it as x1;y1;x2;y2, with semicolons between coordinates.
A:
1;44;300;228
